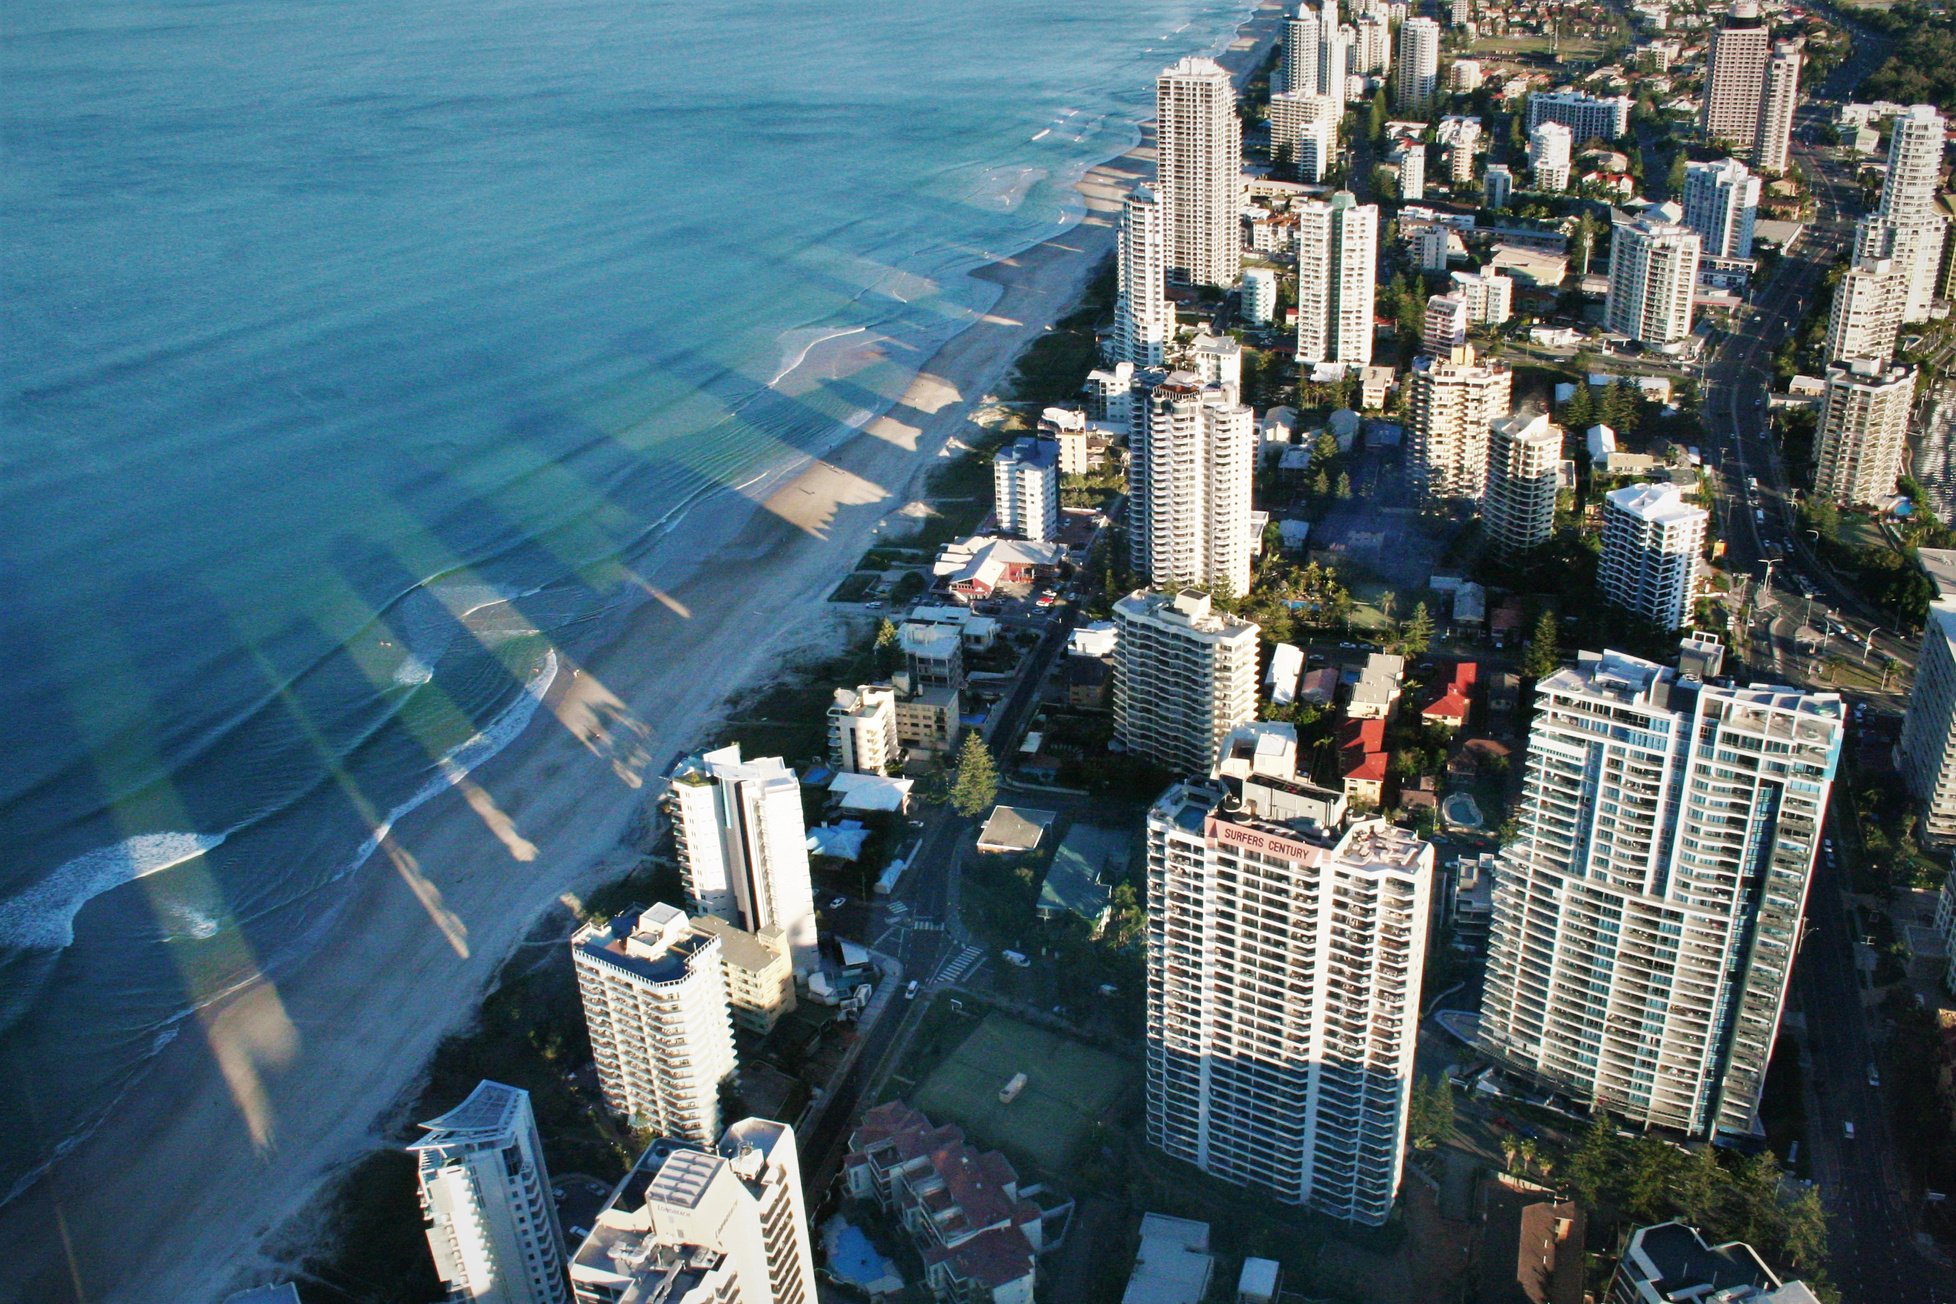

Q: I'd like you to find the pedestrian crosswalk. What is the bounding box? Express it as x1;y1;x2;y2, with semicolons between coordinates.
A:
909;918;944;932
936;946;983;985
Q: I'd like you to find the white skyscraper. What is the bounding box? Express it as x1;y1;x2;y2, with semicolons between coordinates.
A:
1681;158;1761;259
1394;17;1440;114
1113;588;1259;773
1157;58;1243;288
1138;375;1256;597
1813;359;1916;507
1528;121;1572;192
413;1082;569;1304
572;903;740;1145
568;1118;817;1304
1354;13;1392;77
993;436;1059;542
1148;777;1432;1225
1483;411;1563;556
1599;484;1707;630
668;743;819;973
1755;40;1803;174
1900;600;1956;843
1295;191;1378;365
1282;6;1324;95
1858;104;1949;322
827;684;899;775
1423;294;1469;356
1437;115;1482;182
1115;185;1170;368
1316;0;1349;101
1479;651;1844;1139
1407;345;1513;501
1701;2;1771;152
1826;256;1906;367
1605;214;1701;346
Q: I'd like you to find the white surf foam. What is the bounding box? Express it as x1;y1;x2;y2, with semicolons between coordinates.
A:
0;832;228;952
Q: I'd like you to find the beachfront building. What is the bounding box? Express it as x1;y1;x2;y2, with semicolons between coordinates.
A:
1528;122;1572;193
568;1118;816;1304
1115;185;1170;368
686;914;796;1035
1295;191;1378;366
572;903;740;1145
1281;5;1324;97
1113;588;1259;774
1599;485;1707;631
993;436;1059;542
1483;411;1563;557
1146;776;1433;1225
1157;57;1242;289
1451;267;1514;326
412;1081;569;1304
1813;359;1916;507
1824;257;1905;366
1605;214;1700;347
1900;598;1956;843
828;684;899;776
1479;650;1844;1141
1137;374;1256;597
1395;18;1440;115
1681;158;1761;260
668;743;819;973
1856;104;1949;322
1407;344;1513;503
1525;89;1633;145
1423;294;1469;357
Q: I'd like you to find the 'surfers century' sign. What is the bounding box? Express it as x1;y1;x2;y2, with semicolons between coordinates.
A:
1206;816;1315;863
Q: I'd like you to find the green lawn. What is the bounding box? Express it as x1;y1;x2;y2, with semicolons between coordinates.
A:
910;1013;1133;1174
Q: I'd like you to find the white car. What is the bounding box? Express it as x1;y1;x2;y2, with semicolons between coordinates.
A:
829;896;847;910
905;980;920;1000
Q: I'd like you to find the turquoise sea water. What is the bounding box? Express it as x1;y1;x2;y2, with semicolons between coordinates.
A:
0;0;1254;1198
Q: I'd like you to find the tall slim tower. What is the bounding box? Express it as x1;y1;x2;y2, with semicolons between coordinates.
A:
567;1118;817;1304
1478;651;1844;1140
1755;41;1803;173
1282;6;1323;95
572;903;740;1144
1142;375;1257;598
1605;214;1701;346
1483;411;1563;556
1394;17;1441;115
1858;105;1949;322
1295;191;1378;365
1148;778;1432;1225
667;743;819;973
1115;185;1170;368
1899;600;1956;843
412;1081;569;1304
1701;2;1771;151
1813;359;1917;507
993;437;1059;542
1407;345;1513;502
1156;58;1243;289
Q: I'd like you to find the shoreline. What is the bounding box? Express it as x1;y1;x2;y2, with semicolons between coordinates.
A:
0;8;1282;1301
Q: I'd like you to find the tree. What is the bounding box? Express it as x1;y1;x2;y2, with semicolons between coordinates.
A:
1567;1114;1619;1208
875;617;901;674
1313;468;1331;497
1522;609;1560;679
1563;381;1595;430
1314;432;1339;463
1399;602;1434;656
1572;211;1599;276
950;734;998;817
1335;470;1353;500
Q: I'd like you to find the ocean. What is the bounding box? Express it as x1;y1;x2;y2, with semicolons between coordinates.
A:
0;0;1256;1200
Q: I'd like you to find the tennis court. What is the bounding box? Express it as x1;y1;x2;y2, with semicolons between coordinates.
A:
911;1012;1132;1172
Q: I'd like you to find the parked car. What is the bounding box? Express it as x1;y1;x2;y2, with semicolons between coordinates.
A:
906;980;920;1000
829;896;847;910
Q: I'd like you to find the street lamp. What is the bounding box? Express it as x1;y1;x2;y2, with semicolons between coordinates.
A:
1864;627;1885;666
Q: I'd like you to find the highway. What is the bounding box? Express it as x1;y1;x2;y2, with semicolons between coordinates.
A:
1695;21;1953;1298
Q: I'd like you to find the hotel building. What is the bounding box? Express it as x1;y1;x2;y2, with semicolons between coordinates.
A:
1113;588;1260;774
668;743;819;973
412;1081;569;1304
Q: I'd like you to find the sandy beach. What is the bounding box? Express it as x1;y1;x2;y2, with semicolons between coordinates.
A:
0;8;1279;1300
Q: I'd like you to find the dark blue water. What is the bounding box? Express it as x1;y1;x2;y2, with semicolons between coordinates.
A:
0;0;1253;1197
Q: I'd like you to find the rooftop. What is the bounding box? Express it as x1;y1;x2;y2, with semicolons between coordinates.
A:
1606;482;1704;525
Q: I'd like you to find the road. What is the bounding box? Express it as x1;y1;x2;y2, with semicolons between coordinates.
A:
1694;18;1953;1297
